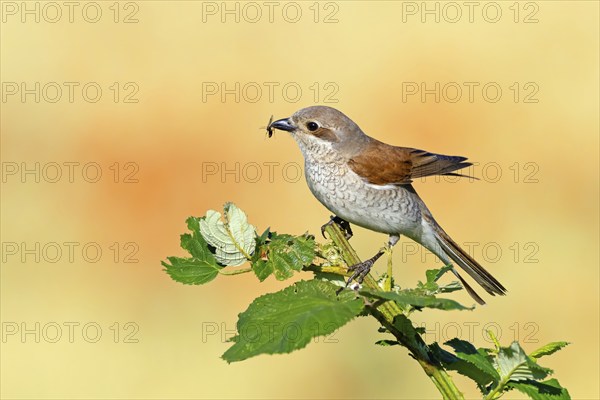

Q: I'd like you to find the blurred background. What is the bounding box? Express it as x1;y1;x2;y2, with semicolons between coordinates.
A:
1;1;598;399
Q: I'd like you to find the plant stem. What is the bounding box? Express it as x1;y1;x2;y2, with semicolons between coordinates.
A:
323;223;464;400
484;380;505;400
218;267;253;275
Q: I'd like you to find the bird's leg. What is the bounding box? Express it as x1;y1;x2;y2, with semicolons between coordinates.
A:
337;235;400;295
321;215;353;240
384;235;400;291
336;250;385;294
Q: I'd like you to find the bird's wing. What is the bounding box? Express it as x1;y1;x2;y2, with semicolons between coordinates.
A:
347;140;473;185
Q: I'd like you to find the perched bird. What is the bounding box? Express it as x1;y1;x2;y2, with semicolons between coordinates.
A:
268;106;506;304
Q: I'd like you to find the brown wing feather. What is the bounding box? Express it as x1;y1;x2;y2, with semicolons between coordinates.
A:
347;140;473;185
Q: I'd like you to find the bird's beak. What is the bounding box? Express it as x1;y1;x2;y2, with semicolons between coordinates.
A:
269;118;296;132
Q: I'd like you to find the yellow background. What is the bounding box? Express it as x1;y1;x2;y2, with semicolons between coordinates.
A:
1;1;598;399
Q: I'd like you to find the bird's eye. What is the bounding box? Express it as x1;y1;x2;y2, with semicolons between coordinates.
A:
306;122;319;132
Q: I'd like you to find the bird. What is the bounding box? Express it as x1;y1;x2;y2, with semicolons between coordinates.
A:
267;105;506;305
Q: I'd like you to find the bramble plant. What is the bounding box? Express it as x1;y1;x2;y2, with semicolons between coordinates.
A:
162;203;570;399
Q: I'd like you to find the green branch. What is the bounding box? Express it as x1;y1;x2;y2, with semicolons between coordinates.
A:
163;204;571;399
218;267;253;275
323;222;464;400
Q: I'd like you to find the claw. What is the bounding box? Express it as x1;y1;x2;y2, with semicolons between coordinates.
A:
338;218;353;240
321;215;353;240
336;250;385;295
320;223;329;239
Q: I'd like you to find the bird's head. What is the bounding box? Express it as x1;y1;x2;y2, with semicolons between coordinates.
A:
268;106;368;156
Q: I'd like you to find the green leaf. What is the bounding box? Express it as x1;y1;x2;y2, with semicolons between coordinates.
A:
494;342;550;382
360;288;472;311
417;266;461;295
438;281;463;293
199;203;256;266
443;339;570;397
447;358;498;394
530;342;570;360
271;247;300;279
435;341;497;394
507;379;571;400
251;260;271;281
162;216;222;285
222;280;363;362
180;217;211;258
161;256;220;285
430;265;453;282
255;227;271;247
391;314;428;353
251;233;316;281
445;338;500;381
375;339;399;346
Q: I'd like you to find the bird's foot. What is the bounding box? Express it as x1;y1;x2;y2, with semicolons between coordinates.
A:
321;215;353;240
336;250;384;294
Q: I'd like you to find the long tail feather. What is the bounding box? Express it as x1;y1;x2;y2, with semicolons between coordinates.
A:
451;269;486;305
435;227;507;301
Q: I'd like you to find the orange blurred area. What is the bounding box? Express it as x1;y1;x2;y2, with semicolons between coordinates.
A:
1;1;598;399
